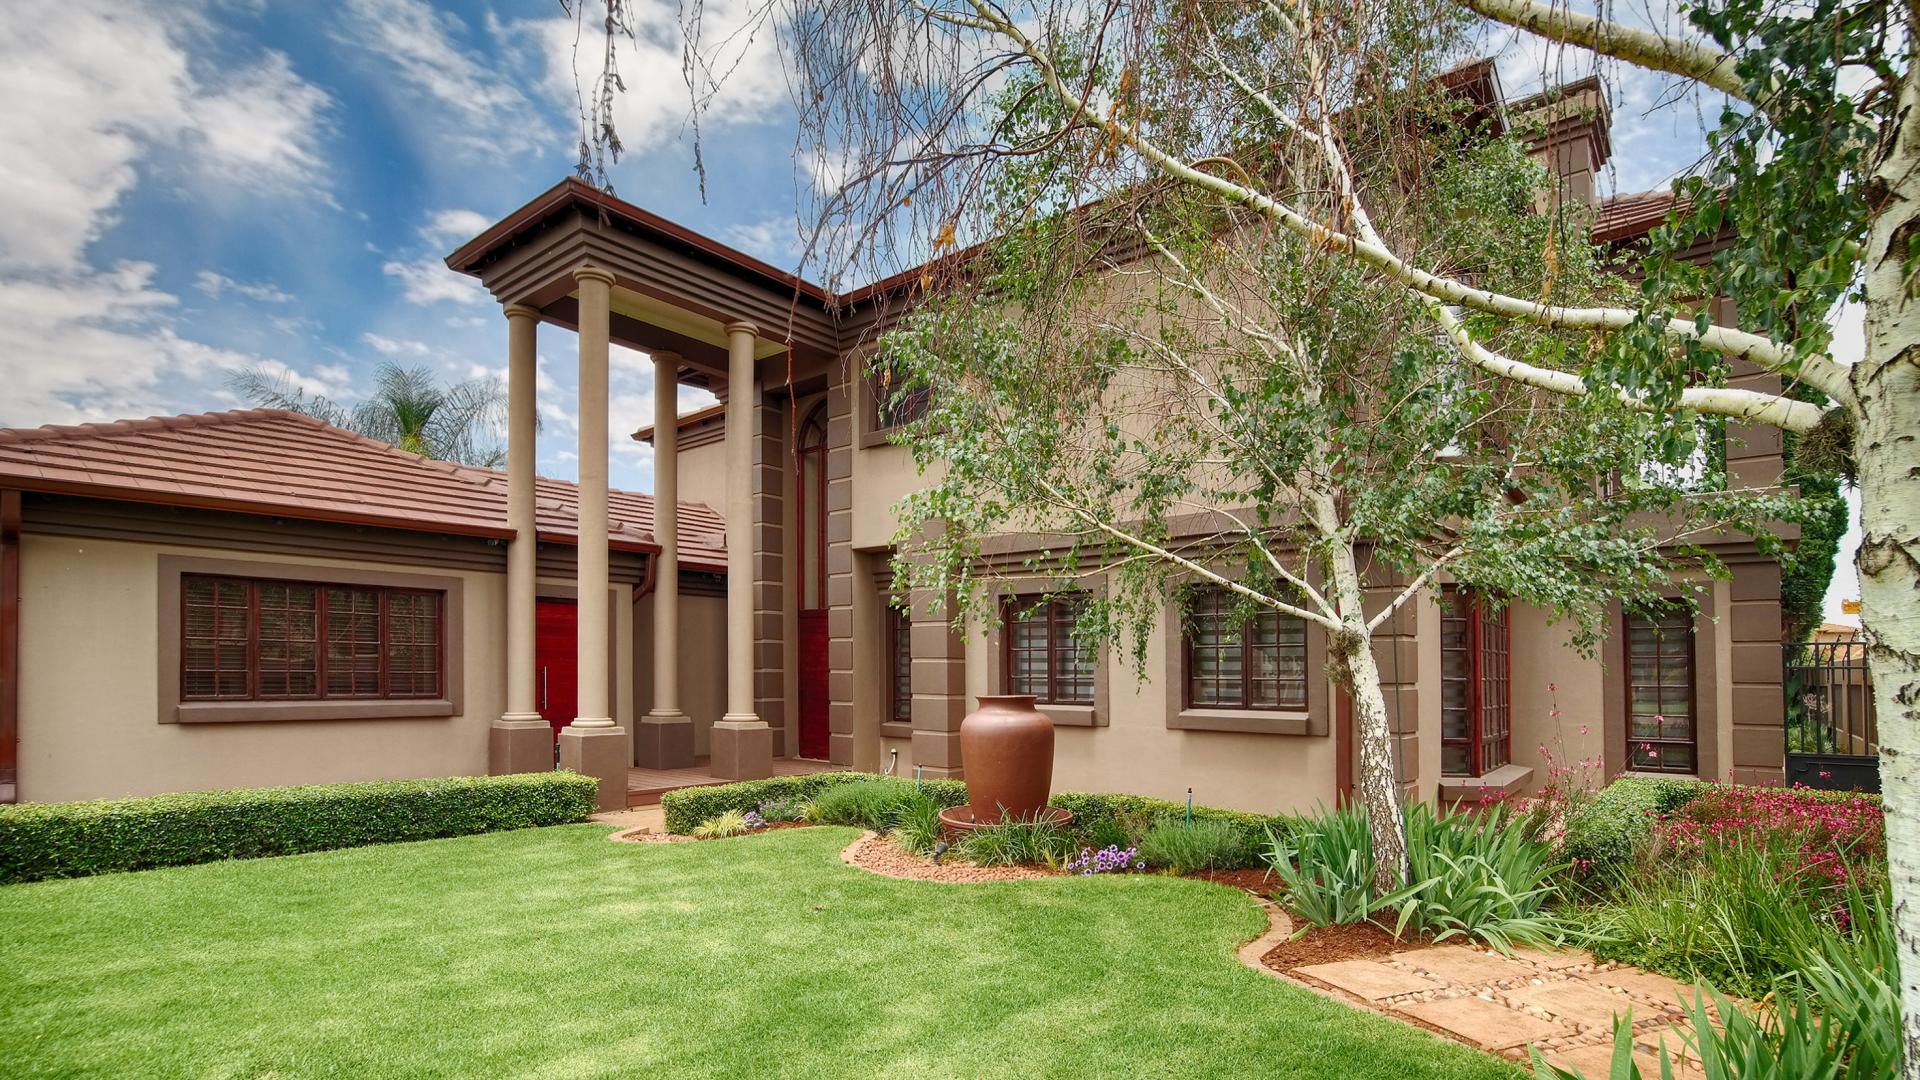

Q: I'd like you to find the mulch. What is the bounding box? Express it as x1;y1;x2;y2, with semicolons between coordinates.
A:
1260;919;1434;972
1184;868;1278;895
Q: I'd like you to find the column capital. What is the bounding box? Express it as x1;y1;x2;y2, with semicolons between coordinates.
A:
503;303;541;321
724;319;759;338
651;349;684;366
573;265;617;287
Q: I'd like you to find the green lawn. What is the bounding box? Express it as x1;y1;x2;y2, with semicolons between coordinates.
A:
0;825;1520;1079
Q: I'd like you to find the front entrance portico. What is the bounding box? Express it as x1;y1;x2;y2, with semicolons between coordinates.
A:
447;178;845;804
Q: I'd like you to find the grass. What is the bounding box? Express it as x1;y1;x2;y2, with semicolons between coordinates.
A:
0;825;1521;1079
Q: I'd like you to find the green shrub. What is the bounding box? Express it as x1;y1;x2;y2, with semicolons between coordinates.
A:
956;818;1073;867
808;779;922;828
660;772;967;834
691;810;754;839
0;772;599;884
1051;791;1293;868
1400;803;1563;950
1561;776;1705;871
1263;803;1416;931
753;796;809;823
1137;819;1247;874
891;791;945;855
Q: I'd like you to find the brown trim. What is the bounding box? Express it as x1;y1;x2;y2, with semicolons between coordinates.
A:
632;402;726;444
1177;587;1309;713
158;556;465;725
982;586;1110;728
1161;585;1329;737
0;489;18;803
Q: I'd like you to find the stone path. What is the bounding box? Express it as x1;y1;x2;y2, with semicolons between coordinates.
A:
1286;938;1709;1078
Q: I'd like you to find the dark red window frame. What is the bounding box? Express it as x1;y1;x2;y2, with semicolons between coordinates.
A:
1440;586;1511;777
1001;595;1093;705
1625;602;1698;774
885;599;912;723
181;573;445;703
1181;587;1308;711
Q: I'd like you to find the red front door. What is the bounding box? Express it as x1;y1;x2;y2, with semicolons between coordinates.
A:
798;610;829;759
535;600;579;745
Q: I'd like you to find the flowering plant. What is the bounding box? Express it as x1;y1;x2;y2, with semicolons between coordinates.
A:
1653;783;1884;889
740;811;767;830
1065;844;1145;875
1505;684;1602;857
753;798;808;823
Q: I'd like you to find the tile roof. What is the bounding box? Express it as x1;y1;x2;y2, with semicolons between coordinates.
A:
0;409;726;570
1593;190;1685;245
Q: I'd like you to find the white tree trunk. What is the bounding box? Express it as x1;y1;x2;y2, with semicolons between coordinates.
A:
1325;540;1411;892
1855;57;1920;1080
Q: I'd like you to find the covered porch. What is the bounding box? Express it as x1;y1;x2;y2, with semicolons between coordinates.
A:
446;178;845;810
625;756;843;807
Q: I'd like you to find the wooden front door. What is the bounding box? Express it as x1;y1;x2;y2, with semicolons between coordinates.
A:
798;610;829;759
535;599;578;744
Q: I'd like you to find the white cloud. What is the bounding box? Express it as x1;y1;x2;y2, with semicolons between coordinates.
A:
0;2;331;275
382;256;489;306
335;0;543;157
420;208;494;245
721;216;802;264
361;332;433;357
196;270;294;303
524;0;788;160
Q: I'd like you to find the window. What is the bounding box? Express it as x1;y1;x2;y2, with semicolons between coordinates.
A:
869;356;930;431
1003;595;1093;705
1183;587;1307;710
795;406;827;612
1626;603;1696;773
886;600;912;724
1440;587;1511;777
182;574;445;702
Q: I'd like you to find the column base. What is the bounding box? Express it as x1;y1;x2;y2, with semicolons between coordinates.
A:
710;716;773;780
489;716;555;776
635;711;695;769
558;722;628;812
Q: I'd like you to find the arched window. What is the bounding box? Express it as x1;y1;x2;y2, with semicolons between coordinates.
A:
795;405;827;612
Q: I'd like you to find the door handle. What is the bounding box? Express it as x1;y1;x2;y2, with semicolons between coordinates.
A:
541;667;548;711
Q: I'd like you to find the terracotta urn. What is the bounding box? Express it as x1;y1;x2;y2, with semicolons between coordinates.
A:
959;694;1055;823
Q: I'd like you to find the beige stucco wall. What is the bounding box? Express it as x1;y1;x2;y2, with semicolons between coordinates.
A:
960;612;1342;815
635;590;727;757
1508;604;1608;790
17;533;642;803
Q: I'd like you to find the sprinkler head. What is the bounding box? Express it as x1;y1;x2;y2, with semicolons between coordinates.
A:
932;841;950;866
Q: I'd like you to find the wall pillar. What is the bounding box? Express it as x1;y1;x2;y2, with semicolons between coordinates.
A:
909;583;968;779
489;304;554;775
557;266;627;811
711;320;773;779
637;351;693;768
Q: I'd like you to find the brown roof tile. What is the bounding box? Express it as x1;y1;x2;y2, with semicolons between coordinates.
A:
0;409;726;570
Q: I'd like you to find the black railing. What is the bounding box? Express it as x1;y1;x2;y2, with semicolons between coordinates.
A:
1785;639;1877;781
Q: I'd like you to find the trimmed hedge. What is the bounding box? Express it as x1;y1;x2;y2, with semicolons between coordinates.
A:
0;771;600;884
664;774;1295;868
662;772;969;834
1561;776;1707;870
1051;791;1298;868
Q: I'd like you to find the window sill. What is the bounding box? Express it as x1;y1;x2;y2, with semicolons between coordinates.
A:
1437;763;1535;803
170;699;457;724
859;425;906;450
1169;708;1311;735
1039;704;1102;728
879;721;914;740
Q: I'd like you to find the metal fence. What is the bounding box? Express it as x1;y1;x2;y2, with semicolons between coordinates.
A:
1785;639;1878;791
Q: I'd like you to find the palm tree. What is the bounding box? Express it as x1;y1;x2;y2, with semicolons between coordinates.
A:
229;361;513;468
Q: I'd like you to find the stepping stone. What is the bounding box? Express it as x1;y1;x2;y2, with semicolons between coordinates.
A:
1546;1038;1703;1080
1293;959;1446;1001
1396;995;1572;1051
1391;945;1530;986
1504;980;1639;1029
1510;946;1594;971
1587;968;1699;1012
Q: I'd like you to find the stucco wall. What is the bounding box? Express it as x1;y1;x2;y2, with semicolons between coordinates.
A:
16;533;638;803
634;589;727;757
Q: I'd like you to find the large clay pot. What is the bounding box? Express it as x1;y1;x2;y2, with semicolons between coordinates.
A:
959;694;1055;822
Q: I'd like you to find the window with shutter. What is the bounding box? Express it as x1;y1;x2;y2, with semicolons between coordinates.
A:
1440;587;1511;777
1002;595;1094;705
1183;587;1308;710
1625;603;1696;773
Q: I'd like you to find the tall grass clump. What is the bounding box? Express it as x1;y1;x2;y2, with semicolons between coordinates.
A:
1137;818;1248;874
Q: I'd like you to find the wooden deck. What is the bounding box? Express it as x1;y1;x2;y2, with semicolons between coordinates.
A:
626;757;842;806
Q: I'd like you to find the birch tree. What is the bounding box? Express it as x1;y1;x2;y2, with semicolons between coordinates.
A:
757;0;1914;1062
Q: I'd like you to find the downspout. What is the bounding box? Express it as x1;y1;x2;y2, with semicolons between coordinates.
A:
1;489;19;803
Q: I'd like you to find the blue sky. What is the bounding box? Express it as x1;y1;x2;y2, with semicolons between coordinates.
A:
0;0;1865;619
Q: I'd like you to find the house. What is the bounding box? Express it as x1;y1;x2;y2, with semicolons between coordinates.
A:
0;69;1793;813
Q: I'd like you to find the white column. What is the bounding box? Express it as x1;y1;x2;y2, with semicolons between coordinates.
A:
557;266;625;810
636;350;693;768
488;303;552;774
710;319;772;779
